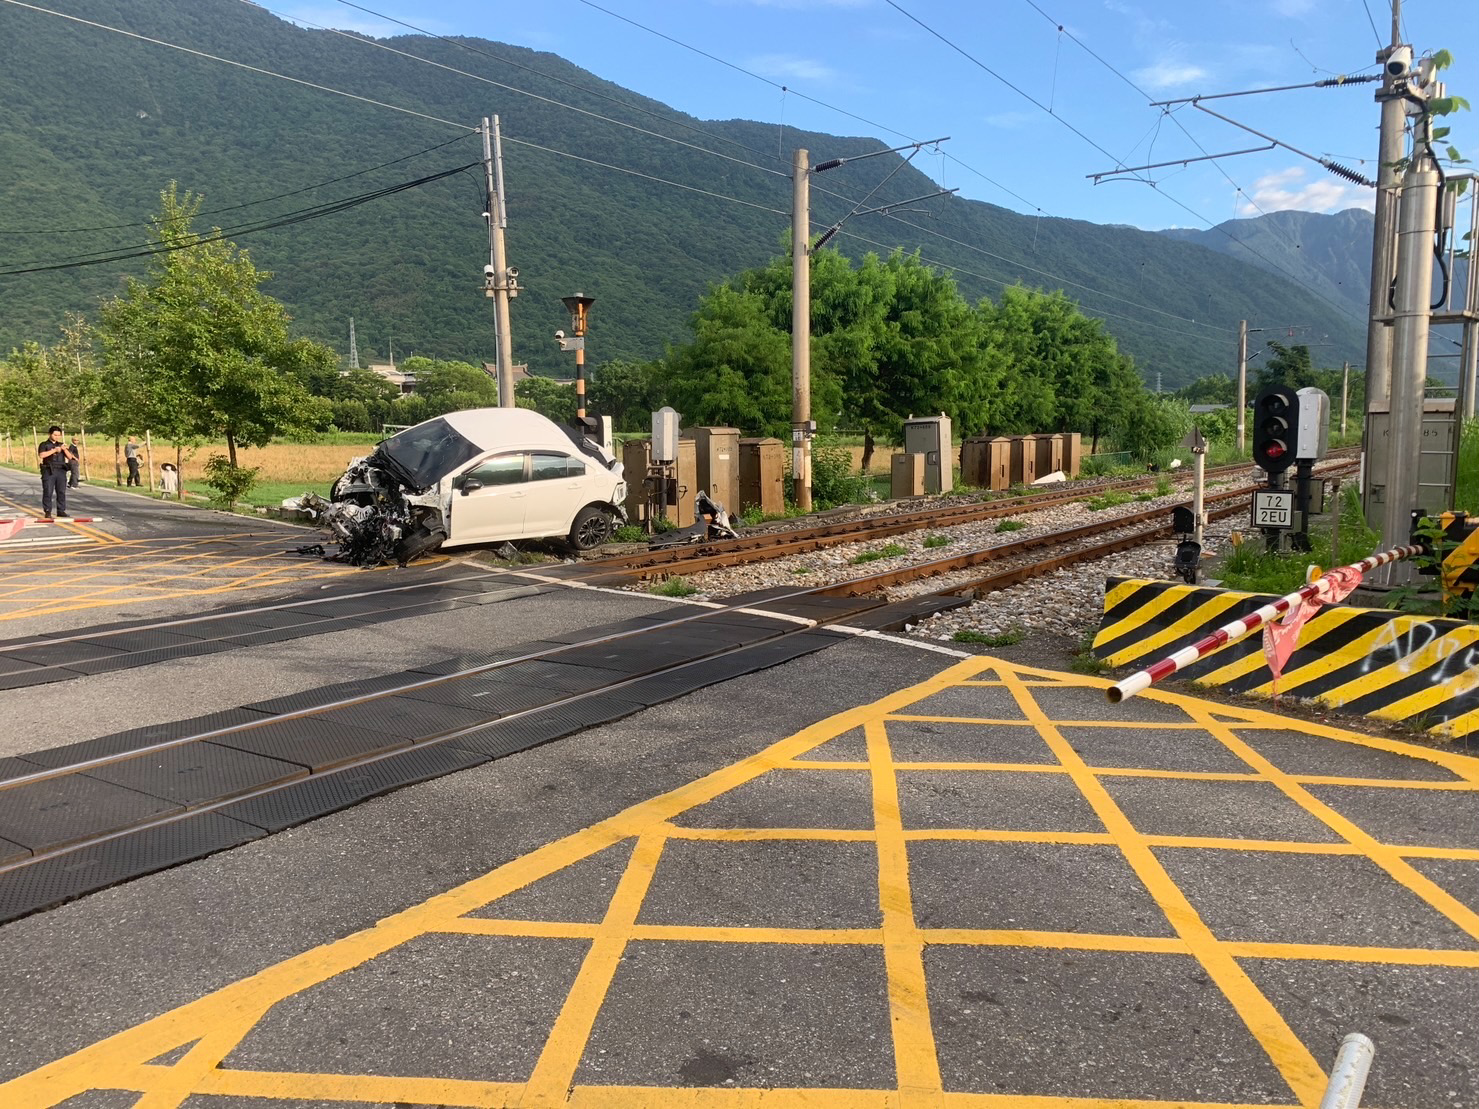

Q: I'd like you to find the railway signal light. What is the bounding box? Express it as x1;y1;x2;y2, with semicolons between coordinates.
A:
1252;385;1300;474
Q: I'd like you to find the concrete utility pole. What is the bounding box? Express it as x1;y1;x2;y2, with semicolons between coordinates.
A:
1362;2;1409;533
792;147;813;512
1237;320;1248;452
1380;121;1441;581
482;116;516;407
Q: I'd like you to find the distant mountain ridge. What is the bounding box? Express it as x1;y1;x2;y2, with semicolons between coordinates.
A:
1159;209;1376;322
0;0;1373;388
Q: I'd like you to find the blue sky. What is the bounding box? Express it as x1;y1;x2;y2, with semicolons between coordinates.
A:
273;0;1478;232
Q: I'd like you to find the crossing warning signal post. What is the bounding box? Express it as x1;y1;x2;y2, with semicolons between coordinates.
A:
1252;386;1299;550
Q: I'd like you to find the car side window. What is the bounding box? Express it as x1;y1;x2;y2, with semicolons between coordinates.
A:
529;452;587;481
462;454;527;487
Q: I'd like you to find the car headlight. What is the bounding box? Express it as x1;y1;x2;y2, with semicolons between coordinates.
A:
614;481;627;501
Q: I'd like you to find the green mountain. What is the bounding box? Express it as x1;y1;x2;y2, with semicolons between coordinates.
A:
0;0;1370;389
1160;209;1376;322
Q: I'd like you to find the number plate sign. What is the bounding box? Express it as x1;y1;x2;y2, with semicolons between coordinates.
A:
1252;490;1295;529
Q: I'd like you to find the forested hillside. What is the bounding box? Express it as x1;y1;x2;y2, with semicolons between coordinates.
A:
0;0;1369;388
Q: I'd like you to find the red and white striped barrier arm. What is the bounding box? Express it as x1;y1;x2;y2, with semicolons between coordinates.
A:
1106;544;1423;704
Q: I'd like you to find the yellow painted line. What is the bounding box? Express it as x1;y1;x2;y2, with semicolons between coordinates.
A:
1096;584;1213;661
863;717;944;1108
523;833;667;1107
1435;704;1479;738
1091;768;1260;782
0;658;992;1108
922;930;1188;955
1142;836;1362;855
1099;577;1150;619
1104;590;1248;666
434;917;598;939
1187;705;1479;947
992;664;1325;1103
440;917;887;947
571;1086;900;1108
193;1067;525;1106
903;829;1116;846
668;827;878;842
1225;941;1479;967
1287;775;1478;791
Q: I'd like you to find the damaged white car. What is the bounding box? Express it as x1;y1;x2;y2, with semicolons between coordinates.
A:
294;408;627;566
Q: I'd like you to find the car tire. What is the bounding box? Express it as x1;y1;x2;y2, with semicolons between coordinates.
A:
394;525;445;566
569;505;614;551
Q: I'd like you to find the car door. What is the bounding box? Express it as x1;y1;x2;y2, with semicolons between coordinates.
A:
524;451;593;538
447;452;529;545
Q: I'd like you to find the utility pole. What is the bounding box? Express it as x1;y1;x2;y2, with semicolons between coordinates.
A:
1237;320;1248;451
482;116;517;407
1363;1;1409;520
792;147;813;512
1380;112;1441;581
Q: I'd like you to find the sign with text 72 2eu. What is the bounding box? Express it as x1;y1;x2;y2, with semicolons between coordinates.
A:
1252;490;1294;529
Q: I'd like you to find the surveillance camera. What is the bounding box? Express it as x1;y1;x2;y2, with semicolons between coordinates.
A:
482;211;491;221
555;329;565;340
506;266;518;280
1386;45;1413;77
483;264;497;278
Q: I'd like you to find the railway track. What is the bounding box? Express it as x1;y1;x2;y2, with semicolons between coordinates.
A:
581;456;1361;590
577;458;1278;581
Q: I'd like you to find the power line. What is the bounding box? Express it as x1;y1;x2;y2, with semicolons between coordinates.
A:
886;0;1371;329
0;133;476;236
500;137;787;216
257;1;788;182
0;0;474;131
831;227;1229;343
572;0;1046;216
0;163;479;276
319;0;786;169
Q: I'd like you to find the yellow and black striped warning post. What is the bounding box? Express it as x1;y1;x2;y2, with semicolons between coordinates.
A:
1095;577;1479;738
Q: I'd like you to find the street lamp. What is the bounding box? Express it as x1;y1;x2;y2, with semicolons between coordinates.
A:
560;293;595;420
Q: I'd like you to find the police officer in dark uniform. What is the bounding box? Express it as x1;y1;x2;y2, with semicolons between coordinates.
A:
37;425;74;519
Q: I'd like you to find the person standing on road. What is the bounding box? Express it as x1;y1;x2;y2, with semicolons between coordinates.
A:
37;426;73;519
67;436;82;488
124;435;142;486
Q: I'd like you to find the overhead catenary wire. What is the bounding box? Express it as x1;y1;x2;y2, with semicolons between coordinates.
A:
888;0;1373;330
0;133;478;236
0;163;480;276
0;0;473;131
4;0;1350;352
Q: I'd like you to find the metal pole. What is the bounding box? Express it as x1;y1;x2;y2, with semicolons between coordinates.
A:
1318;1032;1375;1109
1340;362;1350;437
491;116;516;408
1193;449;1206;545
1365;11;1408;412
574;303;587;420
792;147;812;512
1237;320;1248;452
1380;138;1440;581
144;430;155;493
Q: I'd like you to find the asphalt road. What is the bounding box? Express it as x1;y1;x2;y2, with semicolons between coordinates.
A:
1;476;1477;1108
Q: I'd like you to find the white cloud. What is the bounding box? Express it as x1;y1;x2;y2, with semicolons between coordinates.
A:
745;53;842;83
1131;62;1209;90
1237;166;1377;216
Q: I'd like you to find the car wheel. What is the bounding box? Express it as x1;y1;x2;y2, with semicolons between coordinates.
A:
394;526;445;566
569;505;614;551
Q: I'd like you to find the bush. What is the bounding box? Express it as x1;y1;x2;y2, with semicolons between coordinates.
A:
995;519;1026;532
202;454;260;509
809;440;870;508
649;576;698;597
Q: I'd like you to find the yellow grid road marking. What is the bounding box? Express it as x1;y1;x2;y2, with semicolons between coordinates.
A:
4;658;1477;1108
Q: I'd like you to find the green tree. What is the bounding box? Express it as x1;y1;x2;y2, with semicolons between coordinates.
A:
98;184;332;486
402;356;498;412
515;374;577;423
0;315;100;433
587;358;661;431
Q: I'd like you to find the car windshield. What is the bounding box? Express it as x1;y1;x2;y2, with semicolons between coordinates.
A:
374;418;482;491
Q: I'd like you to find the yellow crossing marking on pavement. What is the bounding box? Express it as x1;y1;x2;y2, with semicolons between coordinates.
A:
4;659;1478;1107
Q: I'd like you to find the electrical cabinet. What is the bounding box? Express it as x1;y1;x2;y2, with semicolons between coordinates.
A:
902;415;953;494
